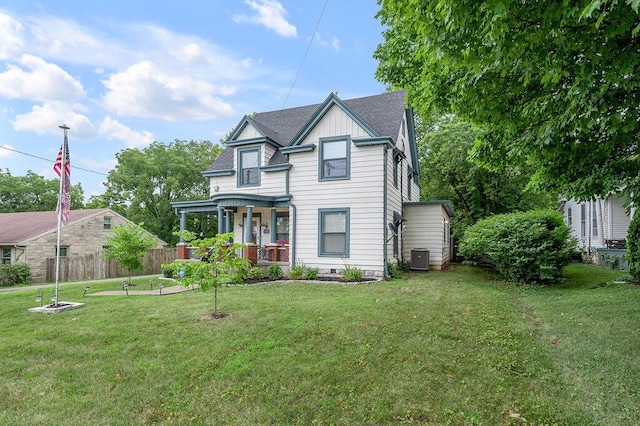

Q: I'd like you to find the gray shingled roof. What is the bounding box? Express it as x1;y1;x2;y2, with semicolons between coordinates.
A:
207;90;407;172
0;209;109;244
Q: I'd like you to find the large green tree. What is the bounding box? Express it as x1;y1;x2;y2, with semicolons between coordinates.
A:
88;140;222;245
0;169;84;212
375;0;640;203
418;115;555;238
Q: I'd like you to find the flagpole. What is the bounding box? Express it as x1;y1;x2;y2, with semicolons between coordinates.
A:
54;124;69;306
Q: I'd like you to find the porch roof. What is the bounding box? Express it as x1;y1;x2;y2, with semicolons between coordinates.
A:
171;194;292;214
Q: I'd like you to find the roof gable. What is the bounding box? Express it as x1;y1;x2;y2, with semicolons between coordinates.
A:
288;92;379;147
0;209;112;245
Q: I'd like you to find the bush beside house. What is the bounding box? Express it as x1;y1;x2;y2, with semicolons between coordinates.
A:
459;210;576;284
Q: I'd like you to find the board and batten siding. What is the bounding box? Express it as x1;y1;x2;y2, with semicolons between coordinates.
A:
402;204;451;269
236;123;262;140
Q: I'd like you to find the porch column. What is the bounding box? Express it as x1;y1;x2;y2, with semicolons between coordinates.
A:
179;211;187;243
271;207;277;244
225;210;232;241
217;207;224;235
245;205;254;244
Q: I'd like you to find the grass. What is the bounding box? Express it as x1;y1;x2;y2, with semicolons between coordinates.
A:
0;264;638;425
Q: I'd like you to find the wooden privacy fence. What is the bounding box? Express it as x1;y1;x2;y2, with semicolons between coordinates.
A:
45;248;177;282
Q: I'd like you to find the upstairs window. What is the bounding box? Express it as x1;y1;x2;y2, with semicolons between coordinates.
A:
567;207;572;226
103;217;112;230
319;137;350;180
580;204;586;237
238;147;260;187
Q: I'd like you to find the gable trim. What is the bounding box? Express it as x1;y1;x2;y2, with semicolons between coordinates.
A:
288;93;379;147
228;116;266;142
280;144;316;154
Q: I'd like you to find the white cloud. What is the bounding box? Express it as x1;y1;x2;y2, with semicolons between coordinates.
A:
0;13;24;60
314;32;340;52
0;144;17;158
99;116;154;148
0;54;84;101
13;101;95;139
102;61;235;121
234;0;297;38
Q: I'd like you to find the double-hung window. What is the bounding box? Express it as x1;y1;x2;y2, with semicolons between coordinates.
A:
319;137;349;180
319;208;350;257
2;248;11;264
238;147;260;187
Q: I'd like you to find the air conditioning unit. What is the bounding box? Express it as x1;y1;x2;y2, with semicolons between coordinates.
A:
410;249;429;271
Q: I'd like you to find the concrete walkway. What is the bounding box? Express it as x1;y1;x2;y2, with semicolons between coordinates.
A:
90;284;199;296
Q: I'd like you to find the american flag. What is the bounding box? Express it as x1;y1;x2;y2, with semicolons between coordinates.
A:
54;135;71;226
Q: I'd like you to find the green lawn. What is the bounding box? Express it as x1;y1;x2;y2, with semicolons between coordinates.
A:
1;264;638;425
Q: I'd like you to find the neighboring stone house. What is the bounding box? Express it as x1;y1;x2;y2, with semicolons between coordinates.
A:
172;91;454;276
0;208;166;282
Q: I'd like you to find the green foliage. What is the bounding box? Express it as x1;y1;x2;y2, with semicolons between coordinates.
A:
0;169;85;212
267;264;284;280
165;232;249;313
459;210;576;284
161;263;175;278
247;267;264;280
287;261;319;280
375;1;640;205
625;213;640;281
302;267;319;280
91;140;222;245
0;263;32;287
103;222;158;284
342;265;363;282
416;116;555;239
288;262;305;280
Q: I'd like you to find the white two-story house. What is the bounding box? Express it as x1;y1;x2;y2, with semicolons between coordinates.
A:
172;91;454;277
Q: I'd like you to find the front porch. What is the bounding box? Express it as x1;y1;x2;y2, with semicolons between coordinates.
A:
172;195;292;266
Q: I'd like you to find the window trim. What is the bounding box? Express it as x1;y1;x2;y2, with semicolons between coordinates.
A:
237;146;261;187
318;136;350;181
318;208;350;257
2;248;11;264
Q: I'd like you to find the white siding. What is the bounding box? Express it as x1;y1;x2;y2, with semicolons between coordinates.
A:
403;204;451;269
608;195;630;240
286;107;387;275
237;124;261;140
299;105;371;145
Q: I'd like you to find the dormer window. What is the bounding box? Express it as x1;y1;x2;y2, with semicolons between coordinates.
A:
238;147;260;187
319;136;350;181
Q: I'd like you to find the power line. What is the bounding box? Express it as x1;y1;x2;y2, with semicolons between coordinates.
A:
0;145;108;176
279;0;329;112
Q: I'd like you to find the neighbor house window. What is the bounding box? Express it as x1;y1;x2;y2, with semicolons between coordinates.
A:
55;247;69;257
318;208;350;257
567;207;572;226
580;204;586;237
319;136;350;180
592;211;598;236
238;147;260;187
2;248;11;264
103;217;112;230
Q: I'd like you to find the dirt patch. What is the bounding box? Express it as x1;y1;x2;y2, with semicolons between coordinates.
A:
199;312;231;321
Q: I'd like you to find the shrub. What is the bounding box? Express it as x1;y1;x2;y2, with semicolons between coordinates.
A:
247;267;264;280
387;262;399;278
342;265;363;282
0;263;32;287
625;213;640;281
458;209;576;285
288;263;305;280
267;264;284;280
162;263;175;278
303;267;319;280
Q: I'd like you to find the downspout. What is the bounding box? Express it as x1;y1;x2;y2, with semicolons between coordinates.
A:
399;152;405;263
383;146;389;278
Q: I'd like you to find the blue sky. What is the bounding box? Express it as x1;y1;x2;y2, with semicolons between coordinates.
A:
0;0;387;200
